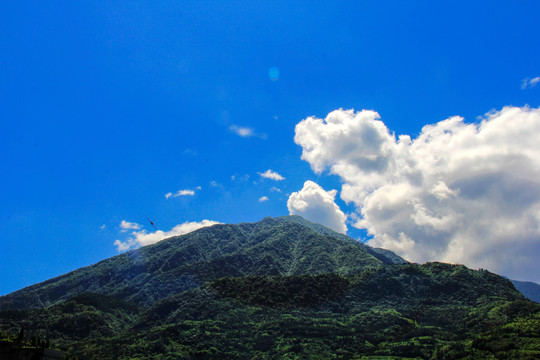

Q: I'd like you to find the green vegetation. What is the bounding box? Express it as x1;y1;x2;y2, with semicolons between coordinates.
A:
0;216;397;311
0;327;53;352
0;216;538;359
209;273;351;308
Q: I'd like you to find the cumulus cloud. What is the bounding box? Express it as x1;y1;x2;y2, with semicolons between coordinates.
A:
165;189;196;199
259;196;269;202
521;77;540;89
294;107;540;283
287;180;347;234
114;219;221;251
259;169;285;181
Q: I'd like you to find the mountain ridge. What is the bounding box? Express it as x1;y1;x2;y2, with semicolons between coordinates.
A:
0;216;405;311
511;279;540;303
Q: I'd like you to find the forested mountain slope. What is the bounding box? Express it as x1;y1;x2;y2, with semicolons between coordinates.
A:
0;216;403;311
1;216;538;359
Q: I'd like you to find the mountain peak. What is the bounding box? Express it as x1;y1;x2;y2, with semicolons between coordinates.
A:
0;216;404;311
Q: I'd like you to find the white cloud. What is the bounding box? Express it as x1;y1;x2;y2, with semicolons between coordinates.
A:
294;106;540;283
521;77;540;89
165;189;196;199
229;125;267;139
114;219;221;251
230;125;254;137
120;220;141;232
100;224;106;230
270;186;281;192
259;196;269;202
287;180;347;234
114;240;132;252
259;169;285;181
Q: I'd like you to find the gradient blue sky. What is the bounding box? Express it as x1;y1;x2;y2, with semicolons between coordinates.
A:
1;1;539;295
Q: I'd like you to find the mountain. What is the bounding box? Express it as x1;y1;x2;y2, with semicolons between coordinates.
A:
0;216;404;311
0;216;539;359
511;279;540;303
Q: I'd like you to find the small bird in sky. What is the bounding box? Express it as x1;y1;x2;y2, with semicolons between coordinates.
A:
147;218;157;230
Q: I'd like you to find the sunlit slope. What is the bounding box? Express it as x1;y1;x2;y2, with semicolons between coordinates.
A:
279;215;408;264
0;216;402;310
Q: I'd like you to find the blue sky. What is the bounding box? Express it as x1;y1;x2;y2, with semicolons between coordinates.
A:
1;1;539;295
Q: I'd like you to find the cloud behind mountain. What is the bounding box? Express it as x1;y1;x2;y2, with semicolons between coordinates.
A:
294;106;540;282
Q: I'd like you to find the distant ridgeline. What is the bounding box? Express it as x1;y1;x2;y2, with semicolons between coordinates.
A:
511;279;540;303
0;216;538;359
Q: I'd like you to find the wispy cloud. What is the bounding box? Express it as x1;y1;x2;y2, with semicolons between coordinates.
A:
114;219;221;251
230;125;254;137
120;220;141;232
229;125;267;139
259;196;269;202
165;189;197;199
182;148;198;156
231;174;250;182
258;169;285;181
521;77;540;89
